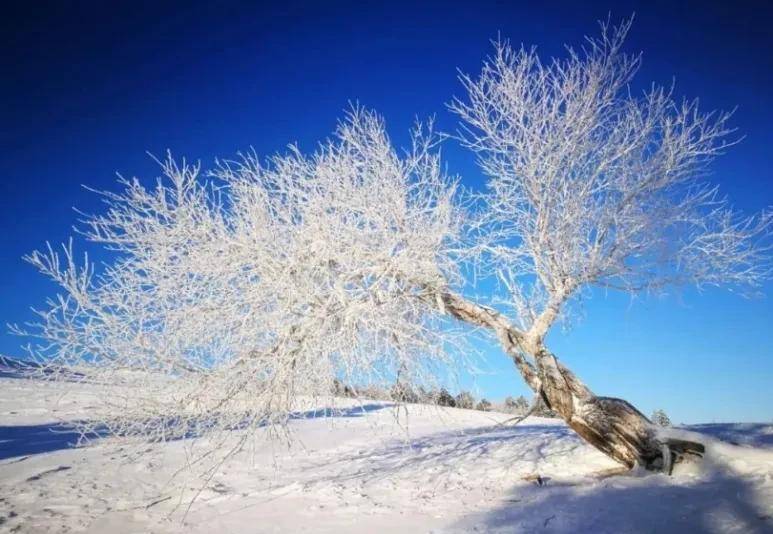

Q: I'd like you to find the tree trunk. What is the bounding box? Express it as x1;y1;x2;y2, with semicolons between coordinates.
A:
530;347;705;470
436;290;704;472
532;347;659;468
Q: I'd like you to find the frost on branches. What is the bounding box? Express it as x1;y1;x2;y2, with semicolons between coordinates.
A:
15;110;468;455
14;19;772;473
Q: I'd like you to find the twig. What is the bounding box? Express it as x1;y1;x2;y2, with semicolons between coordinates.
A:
496;402;538;427
144;496;172;509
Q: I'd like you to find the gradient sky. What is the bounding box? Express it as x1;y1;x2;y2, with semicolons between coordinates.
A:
2;1;771;423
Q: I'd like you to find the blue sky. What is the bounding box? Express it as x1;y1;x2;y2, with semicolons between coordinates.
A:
1;1;771;423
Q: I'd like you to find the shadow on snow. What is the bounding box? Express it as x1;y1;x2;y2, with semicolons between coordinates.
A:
0;402;392;461
451;463;772;533
301;423;580;487
2;403;770;532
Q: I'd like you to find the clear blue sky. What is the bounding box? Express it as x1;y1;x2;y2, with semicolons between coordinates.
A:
1;1;771;423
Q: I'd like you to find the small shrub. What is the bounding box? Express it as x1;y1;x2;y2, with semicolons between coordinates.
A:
651;409;671;427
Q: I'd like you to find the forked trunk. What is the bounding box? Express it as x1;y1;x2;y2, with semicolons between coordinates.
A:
436;290;704;472
531;347;704;471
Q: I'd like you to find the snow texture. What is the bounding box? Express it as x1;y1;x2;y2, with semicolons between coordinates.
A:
0;374;771;533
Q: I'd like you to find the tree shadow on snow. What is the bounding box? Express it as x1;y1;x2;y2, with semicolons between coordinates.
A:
283;420;771;533
0;403;392;461
302;423;579;486
0;356;85;381
451;458;772;533
0;422;85;461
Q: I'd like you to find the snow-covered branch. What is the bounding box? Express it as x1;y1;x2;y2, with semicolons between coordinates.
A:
451;18;770;336
16;108;469;451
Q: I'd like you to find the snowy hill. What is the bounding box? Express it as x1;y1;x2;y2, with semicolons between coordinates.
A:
0;376;771;533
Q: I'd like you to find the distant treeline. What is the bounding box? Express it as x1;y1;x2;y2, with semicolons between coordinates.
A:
331;379;558;417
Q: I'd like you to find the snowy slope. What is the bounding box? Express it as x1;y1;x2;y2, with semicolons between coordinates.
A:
0;376;771;533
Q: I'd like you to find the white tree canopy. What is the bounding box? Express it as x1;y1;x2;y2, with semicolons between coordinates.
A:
14;20;771;468
452;19;771;342
17;109;468;445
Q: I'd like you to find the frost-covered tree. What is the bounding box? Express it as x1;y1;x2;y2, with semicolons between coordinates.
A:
455;391;475;410
16;19;771;472
476;398;492;412
651;410;672;428
504;395;530;415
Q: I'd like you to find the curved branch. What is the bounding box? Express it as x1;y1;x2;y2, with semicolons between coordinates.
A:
429;290;542;391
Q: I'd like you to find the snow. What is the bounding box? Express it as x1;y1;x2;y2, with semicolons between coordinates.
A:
0;376;771;533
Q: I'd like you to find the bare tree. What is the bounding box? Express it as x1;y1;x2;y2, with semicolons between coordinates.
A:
15;19;771;474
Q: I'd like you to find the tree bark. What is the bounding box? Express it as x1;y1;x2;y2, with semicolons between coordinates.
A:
533;347;661;468
436;290;704;471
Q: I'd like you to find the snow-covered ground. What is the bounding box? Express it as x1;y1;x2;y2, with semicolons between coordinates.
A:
0;376;771;533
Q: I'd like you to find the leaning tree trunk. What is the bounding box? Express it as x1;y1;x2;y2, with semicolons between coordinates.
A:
436;290;704;472
530;347;706;471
